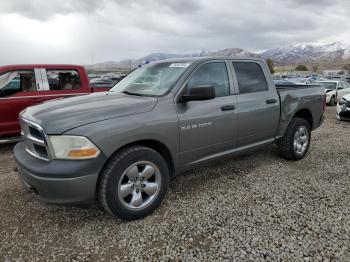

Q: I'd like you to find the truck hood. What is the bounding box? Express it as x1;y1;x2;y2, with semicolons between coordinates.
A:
342;93;350;101
22;92;157;134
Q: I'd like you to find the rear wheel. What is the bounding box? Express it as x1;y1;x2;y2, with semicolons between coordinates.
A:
98;146;169;220
278;118;311;160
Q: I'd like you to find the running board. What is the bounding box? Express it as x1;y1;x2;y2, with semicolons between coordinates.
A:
0;136;23;145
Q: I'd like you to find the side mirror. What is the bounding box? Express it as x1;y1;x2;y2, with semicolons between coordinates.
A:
180;85;215;103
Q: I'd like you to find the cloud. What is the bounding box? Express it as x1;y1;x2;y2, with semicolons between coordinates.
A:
0;0;104;20
0;0;349;64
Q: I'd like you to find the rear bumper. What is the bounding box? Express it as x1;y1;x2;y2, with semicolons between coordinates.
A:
14;142;107;204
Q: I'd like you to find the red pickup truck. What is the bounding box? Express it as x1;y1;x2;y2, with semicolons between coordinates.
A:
0;64;109;141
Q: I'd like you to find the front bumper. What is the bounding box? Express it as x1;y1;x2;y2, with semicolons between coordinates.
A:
336;103;350;121
14;142;107;204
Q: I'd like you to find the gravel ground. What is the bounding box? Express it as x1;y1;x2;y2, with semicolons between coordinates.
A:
1;106;350;261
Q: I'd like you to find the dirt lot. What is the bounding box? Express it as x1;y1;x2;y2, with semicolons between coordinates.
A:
1;107;350;261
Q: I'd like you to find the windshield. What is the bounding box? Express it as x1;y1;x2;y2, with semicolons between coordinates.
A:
111;62;190;96
319;82;336;90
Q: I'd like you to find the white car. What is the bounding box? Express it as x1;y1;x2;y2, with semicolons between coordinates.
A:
318;80;350;106
289;77;318;85
336;93;350;121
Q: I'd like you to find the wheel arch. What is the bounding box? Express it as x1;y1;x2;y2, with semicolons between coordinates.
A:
293;108;313;130
99;139;175;179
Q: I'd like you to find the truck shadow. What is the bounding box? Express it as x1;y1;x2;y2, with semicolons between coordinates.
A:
169;144;281;195
0;143;15;153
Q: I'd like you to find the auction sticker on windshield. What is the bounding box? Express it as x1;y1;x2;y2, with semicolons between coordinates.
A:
169;63;190;68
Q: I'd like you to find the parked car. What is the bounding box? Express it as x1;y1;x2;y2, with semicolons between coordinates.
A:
336;93;350;121
317;80;350;106
14;57;325;220
90;78;116;89
289;78;318;85
0;64;110;141
273;80;296;86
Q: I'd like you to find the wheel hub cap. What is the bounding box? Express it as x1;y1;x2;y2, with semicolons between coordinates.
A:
117;161;161;210
293;126;309;155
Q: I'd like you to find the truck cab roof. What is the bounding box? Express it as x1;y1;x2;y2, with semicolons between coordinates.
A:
0;64;85;72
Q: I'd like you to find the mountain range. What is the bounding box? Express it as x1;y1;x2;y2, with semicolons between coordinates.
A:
91;41;350;70
261;41;350;65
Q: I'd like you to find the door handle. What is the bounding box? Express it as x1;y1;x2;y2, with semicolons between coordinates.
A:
266;99;278;104
221;105;235;111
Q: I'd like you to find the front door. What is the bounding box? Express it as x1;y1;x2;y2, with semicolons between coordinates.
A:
0;69;43;136
176;61;238;167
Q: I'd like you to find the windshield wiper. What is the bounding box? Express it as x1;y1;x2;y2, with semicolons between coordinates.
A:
121;91;144;96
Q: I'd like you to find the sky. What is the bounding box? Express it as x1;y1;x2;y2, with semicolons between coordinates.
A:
0;0;349;64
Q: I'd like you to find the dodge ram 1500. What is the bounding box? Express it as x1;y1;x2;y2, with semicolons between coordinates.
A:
14;57;325;220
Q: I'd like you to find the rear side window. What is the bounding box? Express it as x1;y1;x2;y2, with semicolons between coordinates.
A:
187;62;230;97
46;70;81;91
232;62;268;94
0;70;36;97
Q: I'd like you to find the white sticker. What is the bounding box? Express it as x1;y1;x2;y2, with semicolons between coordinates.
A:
169;63;190;68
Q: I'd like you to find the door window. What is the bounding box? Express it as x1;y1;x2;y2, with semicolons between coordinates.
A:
0;70;37;97
232;62;268;94
187;62;230;97
45;70;81;90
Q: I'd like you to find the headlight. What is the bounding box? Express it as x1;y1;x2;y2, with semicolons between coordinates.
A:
48;135;100;160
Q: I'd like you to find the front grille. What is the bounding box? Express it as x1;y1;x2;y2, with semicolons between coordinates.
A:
20;118;51;161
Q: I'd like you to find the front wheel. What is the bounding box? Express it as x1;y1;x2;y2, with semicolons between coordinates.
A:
278;118;311;160
98;146;169;220
329;96;336;106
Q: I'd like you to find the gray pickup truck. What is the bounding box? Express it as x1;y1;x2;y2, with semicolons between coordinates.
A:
14;57;325;220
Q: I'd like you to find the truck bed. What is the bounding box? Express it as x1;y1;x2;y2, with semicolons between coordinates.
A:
276;84;325;137
275;84;319;91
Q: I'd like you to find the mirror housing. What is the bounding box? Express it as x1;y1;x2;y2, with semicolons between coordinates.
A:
180;85;215;103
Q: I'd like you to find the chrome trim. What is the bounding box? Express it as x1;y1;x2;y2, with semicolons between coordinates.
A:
25;147;50;162
21;118;52;161
26;134;45;145
0;136;23;145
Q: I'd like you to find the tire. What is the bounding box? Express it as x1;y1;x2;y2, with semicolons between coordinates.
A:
329;96;335;106
98;146;169;220
278;118;311;160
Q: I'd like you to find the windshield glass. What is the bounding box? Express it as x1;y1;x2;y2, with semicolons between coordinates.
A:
111;62;191;96
319;82;336;90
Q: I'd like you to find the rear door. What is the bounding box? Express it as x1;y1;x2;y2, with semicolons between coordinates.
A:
41;68;88;101
231;60;280;148
176;60;238;166
0;69;43;136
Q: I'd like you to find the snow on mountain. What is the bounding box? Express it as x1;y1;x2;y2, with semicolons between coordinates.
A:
260;41;350;64
209;48;261;58
125;48;260;66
